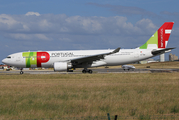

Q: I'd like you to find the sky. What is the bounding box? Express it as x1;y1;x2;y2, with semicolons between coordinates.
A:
1;0;179;63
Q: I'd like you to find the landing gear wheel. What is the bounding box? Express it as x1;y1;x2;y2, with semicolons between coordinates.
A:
82;69;87;73
82;69;93;74
20;68;24;74
20;71;24;74
88;69;93;74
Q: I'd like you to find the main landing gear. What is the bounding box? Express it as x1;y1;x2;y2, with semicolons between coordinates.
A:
82;69;93;74
20;68;24;74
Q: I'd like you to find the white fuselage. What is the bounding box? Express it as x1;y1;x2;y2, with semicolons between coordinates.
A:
2;48;153;68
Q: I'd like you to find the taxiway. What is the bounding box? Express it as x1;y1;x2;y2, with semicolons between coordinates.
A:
0;68;179;74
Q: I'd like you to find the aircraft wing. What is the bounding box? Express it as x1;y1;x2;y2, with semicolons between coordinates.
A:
69;47;120;65
152;47;175;56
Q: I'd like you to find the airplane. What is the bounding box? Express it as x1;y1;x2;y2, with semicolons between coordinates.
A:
122;65;135;71
2;22;175;74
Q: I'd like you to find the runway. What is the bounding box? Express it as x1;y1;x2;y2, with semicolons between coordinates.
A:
1;68;179;74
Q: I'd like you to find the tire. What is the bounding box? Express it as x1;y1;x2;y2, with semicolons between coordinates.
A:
88;70;93;74
82;69;86;73
20;71;24;74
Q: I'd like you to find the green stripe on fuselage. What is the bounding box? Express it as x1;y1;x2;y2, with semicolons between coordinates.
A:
22;52;37;68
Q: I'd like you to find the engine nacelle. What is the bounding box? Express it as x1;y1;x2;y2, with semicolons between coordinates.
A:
53;62;72;71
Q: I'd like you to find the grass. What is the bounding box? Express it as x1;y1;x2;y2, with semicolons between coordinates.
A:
0;73;179;119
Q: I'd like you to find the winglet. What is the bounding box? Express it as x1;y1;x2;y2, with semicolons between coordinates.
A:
112;47;121;53
107;47;120;55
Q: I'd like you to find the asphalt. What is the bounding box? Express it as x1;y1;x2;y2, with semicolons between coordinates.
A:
0;68;179;74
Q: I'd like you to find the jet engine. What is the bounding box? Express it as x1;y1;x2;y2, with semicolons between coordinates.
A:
53;62;72;71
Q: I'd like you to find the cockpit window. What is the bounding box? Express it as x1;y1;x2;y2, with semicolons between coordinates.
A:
6;56;11;58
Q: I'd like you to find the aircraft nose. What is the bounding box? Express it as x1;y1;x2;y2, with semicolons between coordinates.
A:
2;58;7;64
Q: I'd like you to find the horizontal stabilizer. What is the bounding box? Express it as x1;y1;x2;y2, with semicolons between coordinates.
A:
152;47;175;56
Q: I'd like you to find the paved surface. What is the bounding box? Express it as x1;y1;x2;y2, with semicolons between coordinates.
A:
1;68;178;74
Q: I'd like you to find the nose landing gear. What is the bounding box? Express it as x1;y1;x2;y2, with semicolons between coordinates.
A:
20;68;24;74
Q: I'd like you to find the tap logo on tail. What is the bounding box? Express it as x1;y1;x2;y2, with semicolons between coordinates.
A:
140;22;174;49
158;22;173;48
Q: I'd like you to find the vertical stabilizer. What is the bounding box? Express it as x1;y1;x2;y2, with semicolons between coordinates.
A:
139;22;174;49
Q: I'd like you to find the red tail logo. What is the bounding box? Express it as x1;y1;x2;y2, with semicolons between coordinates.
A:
158;22;174;48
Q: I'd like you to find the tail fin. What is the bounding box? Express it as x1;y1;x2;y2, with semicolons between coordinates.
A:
139;22;174;49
